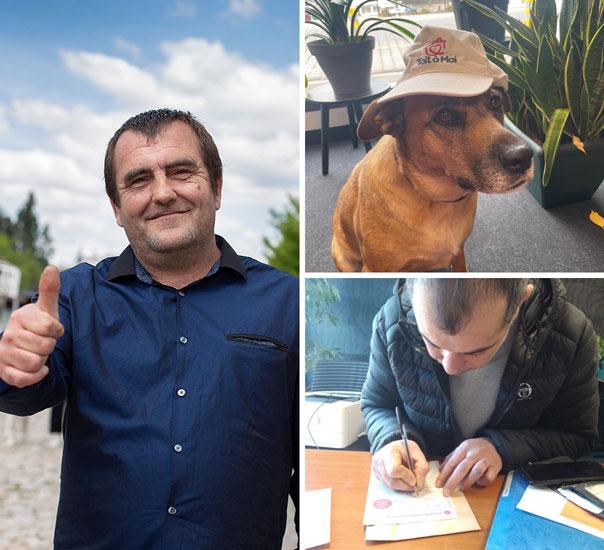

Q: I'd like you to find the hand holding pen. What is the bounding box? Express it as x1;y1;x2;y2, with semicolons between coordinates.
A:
370;406;430;492
396;406;419;496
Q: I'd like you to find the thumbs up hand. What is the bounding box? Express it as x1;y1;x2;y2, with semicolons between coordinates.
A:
0;266;65;388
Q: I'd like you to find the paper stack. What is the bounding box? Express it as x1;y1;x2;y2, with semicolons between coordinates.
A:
363;461;480;541
517;481;604;540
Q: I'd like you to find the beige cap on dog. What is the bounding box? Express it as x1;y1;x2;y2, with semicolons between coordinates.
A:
378;25;508;104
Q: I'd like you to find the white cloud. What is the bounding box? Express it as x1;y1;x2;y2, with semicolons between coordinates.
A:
2;37;298;267
113;36;141;58
228;0;262;19
171;0;197;18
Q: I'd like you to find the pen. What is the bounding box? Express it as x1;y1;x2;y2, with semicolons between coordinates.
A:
395;406;418;496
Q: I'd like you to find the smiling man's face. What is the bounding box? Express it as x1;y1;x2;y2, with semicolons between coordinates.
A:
111;120;222;258
411;287;522;376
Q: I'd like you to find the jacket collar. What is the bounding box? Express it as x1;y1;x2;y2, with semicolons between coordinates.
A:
107;234;247;282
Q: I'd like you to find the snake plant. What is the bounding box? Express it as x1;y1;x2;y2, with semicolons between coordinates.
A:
463;0;604;186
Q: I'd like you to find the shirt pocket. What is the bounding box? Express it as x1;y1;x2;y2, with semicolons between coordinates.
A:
225;333;289;353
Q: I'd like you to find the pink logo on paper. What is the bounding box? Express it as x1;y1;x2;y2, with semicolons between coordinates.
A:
373;499;392;509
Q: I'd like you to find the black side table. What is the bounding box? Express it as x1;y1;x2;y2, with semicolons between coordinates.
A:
306;79;391;175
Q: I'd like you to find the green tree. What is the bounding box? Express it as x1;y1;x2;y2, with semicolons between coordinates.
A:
0;193;53;291
14;192;53;261
263;195;299;276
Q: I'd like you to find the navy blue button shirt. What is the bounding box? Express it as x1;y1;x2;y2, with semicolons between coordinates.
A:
0;236;299;549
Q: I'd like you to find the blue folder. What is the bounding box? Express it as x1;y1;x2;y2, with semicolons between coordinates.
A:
485;470;602;550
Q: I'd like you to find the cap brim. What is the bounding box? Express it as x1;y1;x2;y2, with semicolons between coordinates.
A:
378;72;494;104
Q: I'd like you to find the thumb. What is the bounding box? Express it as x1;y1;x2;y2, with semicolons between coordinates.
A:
37;265;61;318
410;446;430;489
386;446;416;485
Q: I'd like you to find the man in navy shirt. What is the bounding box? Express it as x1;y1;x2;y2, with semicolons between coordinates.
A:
0;109;299;549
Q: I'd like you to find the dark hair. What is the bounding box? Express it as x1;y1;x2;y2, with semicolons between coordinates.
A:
104;109;222;205
408;278;530;334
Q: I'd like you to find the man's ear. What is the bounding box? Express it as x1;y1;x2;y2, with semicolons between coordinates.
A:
213;178;223;211
110;200;123;227
357;99;405;141
521;282;535;305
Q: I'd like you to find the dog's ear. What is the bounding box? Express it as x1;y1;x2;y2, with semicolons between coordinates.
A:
357;99;405;141
494;86;512;112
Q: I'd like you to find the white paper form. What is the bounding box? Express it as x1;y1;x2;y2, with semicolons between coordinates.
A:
303;488;331;549
517;484;604;540
363;461;457;526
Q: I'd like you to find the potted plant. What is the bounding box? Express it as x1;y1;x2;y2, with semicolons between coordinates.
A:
463;0;604;209
305;0;419;98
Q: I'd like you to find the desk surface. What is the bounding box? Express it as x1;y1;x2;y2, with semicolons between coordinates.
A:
306;449;504;549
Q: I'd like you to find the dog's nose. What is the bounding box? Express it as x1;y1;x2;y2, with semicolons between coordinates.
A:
498;142;533;174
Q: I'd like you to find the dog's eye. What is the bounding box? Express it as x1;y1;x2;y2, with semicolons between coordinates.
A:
489;95;502;110
434;108;461;127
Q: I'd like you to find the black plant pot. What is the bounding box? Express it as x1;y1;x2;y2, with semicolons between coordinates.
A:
528;138;604;209
452;0;509;45
505;118;604;209
308;36;375;99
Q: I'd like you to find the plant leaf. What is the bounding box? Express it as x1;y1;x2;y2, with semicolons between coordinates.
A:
586;0;601;45
533;0;557;36
349;0;377;37
463;0;539;58
583;22;604;138
357;16;418;39
560;0;579;51
542;108;570;187
571;135;586;153
478;32;520;57
589;210;604;229
487;52;530;91
535;33;560;114
564;41;583;132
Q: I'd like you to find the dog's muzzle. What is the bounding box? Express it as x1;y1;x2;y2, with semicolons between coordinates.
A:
496;142;533;175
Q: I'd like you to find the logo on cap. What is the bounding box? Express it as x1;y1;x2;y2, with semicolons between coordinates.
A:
425;37;446;56
416;36;457;66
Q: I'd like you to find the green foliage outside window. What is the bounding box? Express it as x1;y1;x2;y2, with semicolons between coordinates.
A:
305;278;341;371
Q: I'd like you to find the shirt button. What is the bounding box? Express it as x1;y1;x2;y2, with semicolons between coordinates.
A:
168;506;177;515
178;290;185;297
174;444;183;453
179;336;188;344
177;388;186;397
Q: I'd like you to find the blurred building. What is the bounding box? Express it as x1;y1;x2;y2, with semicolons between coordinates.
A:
0;259;21;330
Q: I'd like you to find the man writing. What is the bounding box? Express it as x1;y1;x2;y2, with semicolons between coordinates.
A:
362;278;598;497
0;109;298;549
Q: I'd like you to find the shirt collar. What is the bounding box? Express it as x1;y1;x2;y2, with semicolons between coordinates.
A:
107;235;247;282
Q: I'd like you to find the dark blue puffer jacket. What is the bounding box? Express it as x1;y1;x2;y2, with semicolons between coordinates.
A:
361;279;599;471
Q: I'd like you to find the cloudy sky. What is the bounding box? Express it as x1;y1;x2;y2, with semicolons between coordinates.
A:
0;0;298;267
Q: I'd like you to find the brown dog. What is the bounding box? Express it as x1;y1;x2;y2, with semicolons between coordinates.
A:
331;87;534;272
